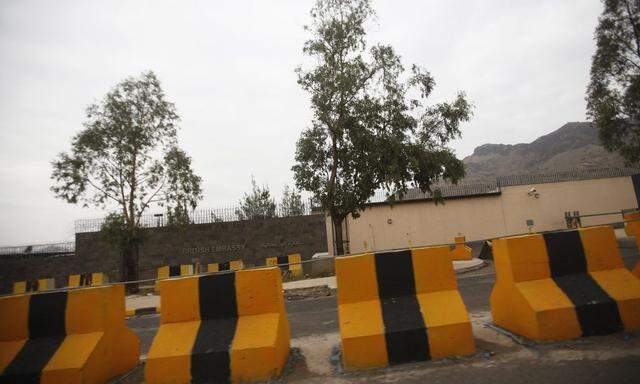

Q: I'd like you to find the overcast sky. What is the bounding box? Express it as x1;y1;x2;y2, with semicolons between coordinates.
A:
0;0;602;246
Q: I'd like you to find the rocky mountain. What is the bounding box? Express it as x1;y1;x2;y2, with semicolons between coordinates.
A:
462;122;627;181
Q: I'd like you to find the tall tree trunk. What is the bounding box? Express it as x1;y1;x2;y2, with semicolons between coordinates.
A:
332;214;345;255
123;236;139;294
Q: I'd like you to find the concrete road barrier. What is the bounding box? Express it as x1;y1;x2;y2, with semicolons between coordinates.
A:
145;267;290;383
478;240;493;260
628;220;640;255
13;278;55;294
68;272;108;287
310;254;334;277
450;236;472;261
623;211;640;236
0;284;140;383
267;253;303;278
155;264;196;293
207;260;244;272
157;264;195;279
335;246;475;370
491;225;640;341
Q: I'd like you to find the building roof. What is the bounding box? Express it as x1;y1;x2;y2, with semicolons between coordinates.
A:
0;242;75;259
369;182;501;204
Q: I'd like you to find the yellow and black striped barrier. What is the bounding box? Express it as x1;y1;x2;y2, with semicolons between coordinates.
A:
145;267;290;383
266;253;303;278
335;246;475;370
13;278;55;294
0;284;140;382
155;264;196;293
157;264;195;279
450;236;472;261
479;240;493;259
68;272;108;287
623;210;640;236
491;225;640;341
627;218;640;256
207;260;244;272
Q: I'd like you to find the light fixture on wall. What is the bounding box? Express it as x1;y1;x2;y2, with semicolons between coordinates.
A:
527;187;540;198
154;213;164;226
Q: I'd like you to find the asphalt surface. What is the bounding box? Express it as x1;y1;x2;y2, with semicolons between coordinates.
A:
121;239;640;383
126;267;499;354
286;240;639;339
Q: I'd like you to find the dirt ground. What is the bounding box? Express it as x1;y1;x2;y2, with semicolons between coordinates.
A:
278;310;640;384
120;307;640;384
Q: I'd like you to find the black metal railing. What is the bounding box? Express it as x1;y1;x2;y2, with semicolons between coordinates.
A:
74;201;317;233
0;242;75;258
497;167;639;187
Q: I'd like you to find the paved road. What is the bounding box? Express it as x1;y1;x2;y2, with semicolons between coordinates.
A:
127;264;509;350
285;236;640;338
123;241;640;383
284;269;499;339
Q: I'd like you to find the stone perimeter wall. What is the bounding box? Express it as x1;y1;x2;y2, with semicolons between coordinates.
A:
0;214;327;294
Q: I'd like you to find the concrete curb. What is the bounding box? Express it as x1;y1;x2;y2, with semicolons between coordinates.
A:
125;306;160;318
453;259;487;274
124;259;489;318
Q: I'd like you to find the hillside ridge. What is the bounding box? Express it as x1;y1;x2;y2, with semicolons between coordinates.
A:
462;122;626;181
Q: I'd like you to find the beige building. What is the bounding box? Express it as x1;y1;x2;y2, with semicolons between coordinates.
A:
326;168;640;255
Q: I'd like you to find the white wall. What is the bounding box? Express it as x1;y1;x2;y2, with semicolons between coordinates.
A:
326;176;638;255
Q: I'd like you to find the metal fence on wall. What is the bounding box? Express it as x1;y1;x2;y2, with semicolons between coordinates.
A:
496;167;640;187
371;183;500;202
0;242;75;258
73;184;502;234
71;167;640;234
74;201;317;233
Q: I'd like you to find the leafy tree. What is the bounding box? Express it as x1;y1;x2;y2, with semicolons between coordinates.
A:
166;203;192;230
51;71;203;291
99;212;130;251
293;0;472;254
281;184;306;216
235;176;276;220
587;0;640;165
211;212;226;223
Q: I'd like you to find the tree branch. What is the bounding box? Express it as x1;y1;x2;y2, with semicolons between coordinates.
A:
622;0;640;57
99;163;121;187
136;178;166;223
344;66;378;106
128;149;138;229
86;177;122;205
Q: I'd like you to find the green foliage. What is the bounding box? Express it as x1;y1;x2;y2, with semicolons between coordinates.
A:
281;184;306;217
51;71;203;233
236;176;276;220
211;213;225;223
587;0;640;165
166;202;192;231
51;71;203;285
293;0;472;253
99;212;131;249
